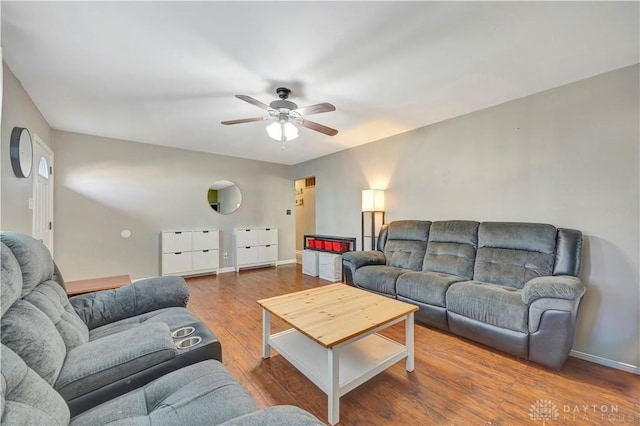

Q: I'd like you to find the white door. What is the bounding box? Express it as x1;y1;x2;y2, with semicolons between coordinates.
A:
32;135;54;254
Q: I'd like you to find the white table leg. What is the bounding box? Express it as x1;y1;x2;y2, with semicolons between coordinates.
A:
327;348;340;425
406;312;415;372
262;309;271;359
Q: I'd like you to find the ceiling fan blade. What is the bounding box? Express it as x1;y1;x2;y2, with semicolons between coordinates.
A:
221;117;266;125
235;95;272;111
292;102;336;116
297;119;338;136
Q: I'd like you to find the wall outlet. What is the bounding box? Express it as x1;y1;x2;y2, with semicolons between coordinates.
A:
223;252;228;259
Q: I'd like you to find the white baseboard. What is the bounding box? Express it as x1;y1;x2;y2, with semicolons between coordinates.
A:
220;260;296;273
570;350;640;375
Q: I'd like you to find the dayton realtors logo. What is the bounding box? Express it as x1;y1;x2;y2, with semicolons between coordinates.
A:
528;399;634;423
529;400;559;425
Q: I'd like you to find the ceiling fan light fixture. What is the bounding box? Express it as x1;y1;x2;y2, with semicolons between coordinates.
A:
266;121;298;142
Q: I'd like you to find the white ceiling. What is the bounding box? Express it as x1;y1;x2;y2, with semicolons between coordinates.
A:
2;1;638;165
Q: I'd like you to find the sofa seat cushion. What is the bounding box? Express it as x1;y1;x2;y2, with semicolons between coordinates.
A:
56;322;176;401
396;272;465;307
88;307;200;341
69;360;258;426
446;281;529;333
354;265;405;295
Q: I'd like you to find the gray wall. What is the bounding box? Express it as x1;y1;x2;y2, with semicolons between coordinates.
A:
292;65;640;368
1;62;53;235
52;130;295;280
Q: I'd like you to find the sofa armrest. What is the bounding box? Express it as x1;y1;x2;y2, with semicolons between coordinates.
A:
55;322;175;401
69;276;189;330
342;251;386;269
522;275;585;305
219;406;325;425
342;251;387;286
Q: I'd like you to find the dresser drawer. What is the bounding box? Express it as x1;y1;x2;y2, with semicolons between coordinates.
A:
162;252;192;274
192;250;219;271
162;231;192;253
236;246;259;265
192;230;219;250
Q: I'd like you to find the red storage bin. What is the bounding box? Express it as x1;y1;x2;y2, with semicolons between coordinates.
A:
323;240;333;250
307;239;316;249
332;241;342;252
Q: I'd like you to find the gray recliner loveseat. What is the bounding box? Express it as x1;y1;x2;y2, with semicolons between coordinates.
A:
1;232;323;425
342;220;585;370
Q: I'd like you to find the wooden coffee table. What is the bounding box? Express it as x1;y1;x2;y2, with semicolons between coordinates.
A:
258;283;418;425
66;275;131;296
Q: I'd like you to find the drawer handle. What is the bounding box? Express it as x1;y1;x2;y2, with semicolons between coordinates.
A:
265;228;271;231
175;232;182;234
175;252;182;255
265;245;270;247
245;229;250;232
203;230;209;233
203;250;209;252
245;246;251;249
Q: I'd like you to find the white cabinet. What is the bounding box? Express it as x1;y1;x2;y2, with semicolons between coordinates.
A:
235;227;278;271
162;230;219;276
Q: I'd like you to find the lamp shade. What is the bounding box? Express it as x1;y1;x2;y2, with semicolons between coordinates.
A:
362;189;385;211
267;121;299;142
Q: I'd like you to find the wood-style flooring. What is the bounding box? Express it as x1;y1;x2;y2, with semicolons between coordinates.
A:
185;265;639;425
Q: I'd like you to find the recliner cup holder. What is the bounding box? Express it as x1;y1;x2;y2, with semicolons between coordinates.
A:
176;336;202;349
171;326;195;339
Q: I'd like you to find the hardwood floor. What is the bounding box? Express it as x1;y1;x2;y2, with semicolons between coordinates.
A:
186;265;639;425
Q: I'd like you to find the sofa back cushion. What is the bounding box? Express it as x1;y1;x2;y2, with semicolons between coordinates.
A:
1;242;22;318
383;221;431;271
422;221;479;279
1;344;70;425
0;232;55;297
474;222;557;288
1;300;67;386
24;280;89;351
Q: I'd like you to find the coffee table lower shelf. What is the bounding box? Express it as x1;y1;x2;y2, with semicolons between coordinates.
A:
268;328;407;421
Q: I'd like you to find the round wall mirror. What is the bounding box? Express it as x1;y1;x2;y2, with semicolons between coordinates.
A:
208;180;242;214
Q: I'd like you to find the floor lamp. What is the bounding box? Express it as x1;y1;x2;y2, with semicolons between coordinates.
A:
361;189;385;251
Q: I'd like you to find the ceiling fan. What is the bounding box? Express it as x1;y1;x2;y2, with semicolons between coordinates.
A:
221;87;338;148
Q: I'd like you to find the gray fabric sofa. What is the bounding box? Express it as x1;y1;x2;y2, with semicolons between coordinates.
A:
342;220;585;370
1;232;323;425
2;344;322;425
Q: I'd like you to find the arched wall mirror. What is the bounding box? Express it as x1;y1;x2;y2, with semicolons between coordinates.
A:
208;180;242;214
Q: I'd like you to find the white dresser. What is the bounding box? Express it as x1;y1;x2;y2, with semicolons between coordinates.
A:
234;227;278;272
161;229;219;276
